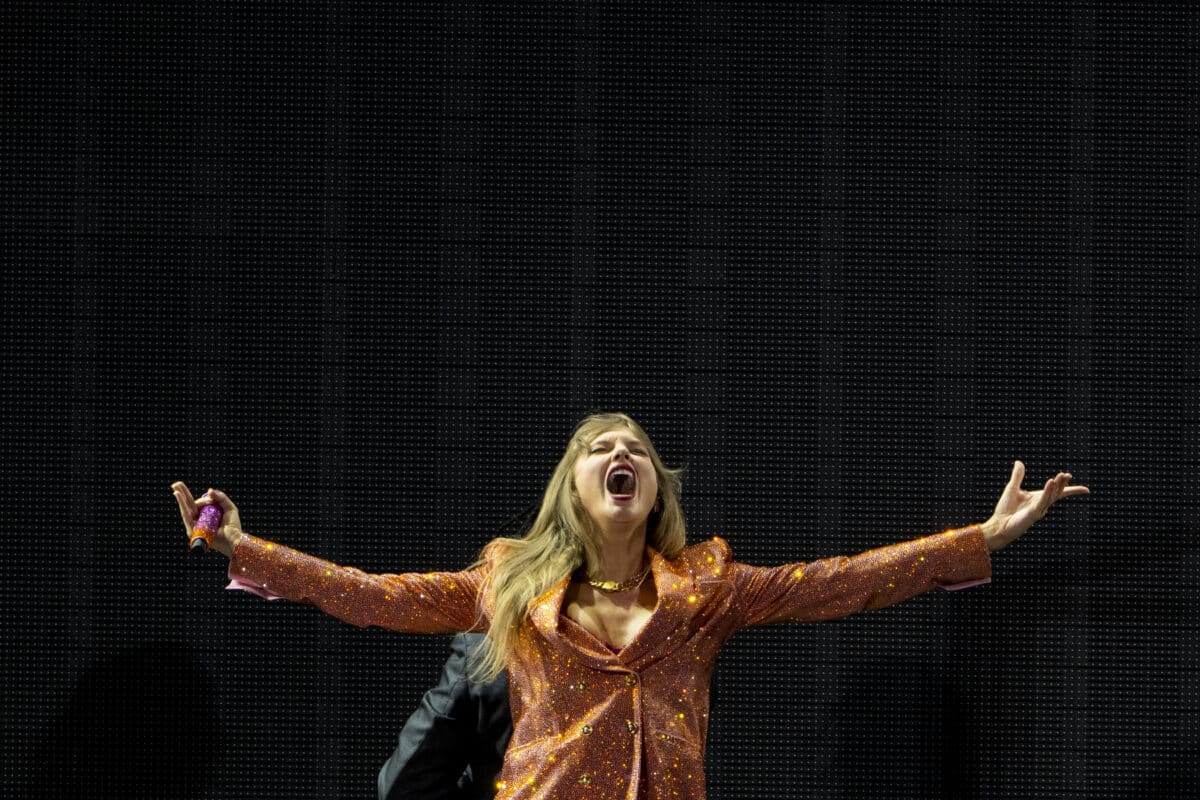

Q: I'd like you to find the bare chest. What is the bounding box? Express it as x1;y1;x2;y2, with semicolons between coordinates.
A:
563;582;656;650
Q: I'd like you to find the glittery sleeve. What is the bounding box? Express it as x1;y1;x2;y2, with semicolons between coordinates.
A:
729;525;992;628
226;533;489;633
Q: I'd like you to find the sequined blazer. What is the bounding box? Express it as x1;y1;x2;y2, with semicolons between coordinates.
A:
227;525;991;800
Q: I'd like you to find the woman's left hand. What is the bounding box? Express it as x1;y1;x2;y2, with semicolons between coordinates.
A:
982;461;1090;551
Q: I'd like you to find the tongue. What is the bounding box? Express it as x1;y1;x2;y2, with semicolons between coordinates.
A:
607;472;635;495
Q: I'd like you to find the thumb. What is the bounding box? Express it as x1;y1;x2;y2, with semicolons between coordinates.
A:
1009;460;1024;486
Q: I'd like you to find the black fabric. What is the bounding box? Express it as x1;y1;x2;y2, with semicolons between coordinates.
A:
378;634;511;800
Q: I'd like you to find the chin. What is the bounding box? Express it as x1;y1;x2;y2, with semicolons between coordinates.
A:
614;509;652;525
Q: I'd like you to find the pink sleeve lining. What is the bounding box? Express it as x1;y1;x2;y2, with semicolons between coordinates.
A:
940;576;991;591
225;568;285;600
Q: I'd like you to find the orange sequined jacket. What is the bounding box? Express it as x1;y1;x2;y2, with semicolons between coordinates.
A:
227;525;991;800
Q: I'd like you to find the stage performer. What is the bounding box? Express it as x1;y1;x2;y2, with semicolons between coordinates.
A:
171;412;1088;800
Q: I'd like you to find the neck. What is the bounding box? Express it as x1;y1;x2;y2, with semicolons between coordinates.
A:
590;521;648;581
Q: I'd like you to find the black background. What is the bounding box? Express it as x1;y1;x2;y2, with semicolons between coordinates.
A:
3;2;1196;798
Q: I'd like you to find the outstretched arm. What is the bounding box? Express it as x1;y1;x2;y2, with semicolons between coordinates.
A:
170;482;486;633
729;461;1090;628
980;461;1089;551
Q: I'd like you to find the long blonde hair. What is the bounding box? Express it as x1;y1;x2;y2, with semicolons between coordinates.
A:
470;412;686;682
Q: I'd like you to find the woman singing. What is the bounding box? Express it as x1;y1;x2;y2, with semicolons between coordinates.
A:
171;412;1087;800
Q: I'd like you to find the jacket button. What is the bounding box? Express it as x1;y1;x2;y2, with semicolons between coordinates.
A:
581;724;592;735
578;774;591;786
626;720;638;733
624;674;637;687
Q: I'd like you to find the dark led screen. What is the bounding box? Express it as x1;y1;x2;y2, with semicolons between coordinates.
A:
3;3;1196;798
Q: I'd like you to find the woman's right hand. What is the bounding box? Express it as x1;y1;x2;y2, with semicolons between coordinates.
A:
171;482;244;557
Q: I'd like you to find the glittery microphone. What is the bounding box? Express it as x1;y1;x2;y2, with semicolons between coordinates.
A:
190;499;223;552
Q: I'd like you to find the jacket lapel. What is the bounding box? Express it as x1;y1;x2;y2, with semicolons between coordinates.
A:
527;548;696;671
614;548;693;668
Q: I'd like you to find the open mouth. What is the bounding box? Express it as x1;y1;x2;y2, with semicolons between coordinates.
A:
605;466;637;498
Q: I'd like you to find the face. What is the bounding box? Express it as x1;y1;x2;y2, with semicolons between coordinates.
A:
572;427;659;532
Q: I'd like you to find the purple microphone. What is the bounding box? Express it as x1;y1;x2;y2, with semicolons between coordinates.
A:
190;498;223;552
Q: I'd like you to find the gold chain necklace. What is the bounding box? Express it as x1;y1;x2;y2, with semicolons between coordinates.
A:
585;563;652;593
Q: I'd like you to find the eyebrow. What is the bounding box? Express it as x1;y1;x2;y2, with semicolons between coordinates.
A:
590;434;645;447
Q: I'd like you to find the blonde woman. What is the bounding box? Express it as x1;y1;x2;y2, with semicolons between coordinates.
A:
171;412;1087;800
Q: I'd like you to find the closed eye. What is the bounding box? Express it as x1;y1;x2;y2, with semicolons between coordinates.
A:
589;437;649;455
